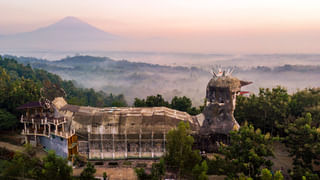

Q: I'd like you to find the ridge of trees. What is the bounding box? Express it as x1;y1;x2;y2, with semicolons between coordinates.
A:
0;56;127;130
134;95;204;115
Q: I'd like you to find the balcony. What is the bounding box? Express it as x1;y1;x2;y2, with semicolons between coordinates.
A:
20;115;66;125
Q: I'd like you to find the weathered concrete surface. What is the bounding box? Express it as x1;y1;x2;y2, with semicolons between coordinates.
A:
46;72;252;158
54;100;199;159
200;76;251;135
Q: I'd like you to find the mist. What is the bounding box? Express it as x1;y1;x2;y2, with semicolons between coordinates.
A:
4;54;320;106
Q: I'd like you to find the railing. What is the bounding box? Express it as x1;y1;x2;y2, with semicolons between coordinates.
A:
22;128;76;139
20;115;66;125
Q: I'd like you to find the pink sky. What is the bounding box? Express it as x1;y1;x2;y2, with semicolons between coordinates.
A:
1;0;320;53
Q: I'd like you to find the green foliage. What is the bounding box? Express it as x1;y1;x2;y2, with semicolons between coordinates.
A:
235;87;320;136
2;152;41;179
260;168;273;180
0;109;17;130
73;154;86;167
42;151;73;180
103;172;107;180
0;56;127;130
151;158;166;180
285;113;320;179
134;159;165;180
192;161;208;180
135;168;150;180
274;170;284;180
212;123;274;179
134;95;202;115
80;162;96;180
165;121;202;178
235;87;290;136
138;94;170;107
1;146;73;180
260;168;284;180
171;96;192;112
2;144;42;179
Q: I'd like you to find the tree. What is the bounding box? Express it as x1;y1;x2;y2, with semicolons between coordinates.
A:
134;159;165;180
42;151;73;180
80;162;96;180
135;168;150;180
214;123;274;179
146;94;169;107
134;98;146;107
134;95;202;115
2;144;42;179
0;109;17;130
260;168;284;180
235;87;290;136
192;161;208;180
171;96;192;112
151;158;166;180
165;121;202;178
284;113;320;179
103;172;107;180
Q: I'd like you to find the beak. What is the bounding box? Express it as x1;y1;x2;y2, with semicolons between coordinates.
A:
240;80;252;87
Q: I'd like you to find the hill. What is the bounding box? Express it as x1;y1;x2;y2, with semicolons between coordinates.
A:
0;16;121;51
0;56;127;130
4;55;320;106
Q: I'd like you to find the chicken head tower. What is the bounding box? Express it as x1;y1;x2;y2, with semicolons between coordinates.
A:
196;68;252;152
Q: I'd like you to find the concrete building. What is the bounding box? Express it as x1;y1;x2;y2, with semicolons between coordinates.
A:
19;69;251;159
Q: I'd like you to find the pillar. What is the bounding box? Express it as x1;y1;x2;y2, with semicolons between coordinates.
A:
139;129;142;158
88;126;91;159
44;122;46;135
34;124;37;145
24;123;27;133
151;131;154;158
100;127;104;159
125;129;128;158
112;132;115;159
163;132;166;153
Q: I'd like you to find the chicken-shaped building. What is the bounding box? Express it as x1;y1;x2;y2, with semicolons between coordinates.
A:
19;69;251;159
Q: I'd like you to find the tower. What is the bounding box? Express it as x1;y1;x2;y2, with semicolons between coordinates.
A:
197;68;252;152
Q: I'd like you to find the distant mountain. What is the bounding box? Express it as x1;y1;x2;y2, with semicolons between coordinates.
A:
4;55;320;106
0;16;121;51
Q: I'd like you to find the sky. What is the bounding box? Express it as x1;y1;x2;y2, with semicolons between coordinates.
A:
1;0;320;53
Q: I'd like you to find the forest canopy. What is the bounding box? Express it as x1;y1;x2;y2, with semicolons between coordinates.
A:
0;56;127;130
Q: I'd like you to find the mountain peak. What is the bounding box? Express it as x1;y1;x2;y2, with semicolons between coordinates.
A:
32;16;118;39
55;16;86;25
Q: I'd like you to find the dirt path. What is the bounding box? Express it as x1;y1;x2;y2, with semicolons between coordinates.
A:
0;141;47;158
73;167;137;180
0;141;24;152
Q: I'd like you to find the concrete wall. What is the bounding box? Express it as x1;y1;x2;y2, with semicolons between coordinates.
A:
39;134;68;158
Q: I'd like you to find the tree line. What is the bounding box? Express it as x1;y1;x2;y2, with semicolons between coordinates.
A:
134;95;204;115
0;56;127;131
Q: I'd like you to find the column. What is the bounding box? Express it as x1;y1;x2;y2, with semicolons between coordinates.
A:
112;132;115;159
125;129;128;158
139;129;142;158
163;132;166;153
88;126;91;159
151;131;154;158
34;124;37;145
100;128;103;159
44;123;46;135
24;123;27;133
